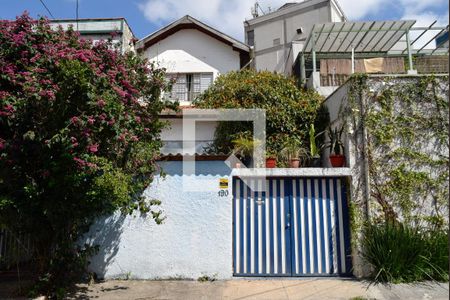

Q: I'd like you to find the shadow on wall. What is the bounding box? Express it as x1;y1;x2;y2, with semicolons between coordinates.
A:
81;160;232;279
82;214;126;279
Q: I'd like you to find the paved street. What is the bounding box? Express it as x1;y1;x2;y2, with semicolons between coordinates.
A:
66;278;449;300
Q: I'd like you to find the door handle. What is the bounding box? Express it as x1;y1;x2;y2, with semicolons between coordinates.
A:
286;213;291;229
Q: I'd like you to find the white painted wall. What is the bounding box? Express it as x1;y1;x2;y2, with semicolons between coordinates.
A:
247;0;343;74
85;161;234;280
142;29;241;80
161;119;216;142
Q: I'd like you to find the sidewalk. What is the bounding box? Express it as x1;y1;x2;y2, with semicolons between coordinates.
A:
67;278;449;300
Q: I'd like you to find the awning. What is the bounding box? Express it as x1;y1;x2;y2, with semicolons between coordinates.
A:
303;20;416;53
302;20;449;55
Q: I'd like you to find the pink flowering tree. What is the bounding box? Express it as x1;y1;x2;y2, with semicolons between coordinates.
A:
0;13;173;294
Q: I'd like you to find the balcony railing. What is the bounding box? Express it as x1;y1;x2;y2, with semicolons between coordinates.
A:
165;91;201;104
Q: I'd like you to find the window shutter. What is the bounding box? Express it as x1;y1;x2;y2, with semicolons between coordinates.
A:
200;73;213;92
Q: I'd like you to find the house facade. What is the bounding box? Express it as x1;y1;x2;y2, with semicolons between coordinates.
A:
136;15;250;106
41;3;448;282
135;15;251;154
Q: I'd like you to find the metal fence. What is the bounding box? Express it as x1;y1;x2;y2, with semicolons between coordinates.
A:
0;228;33;270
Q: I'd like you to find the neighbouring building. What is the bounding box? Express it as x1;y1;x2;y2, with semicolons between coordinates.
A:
244;0;346;75
50;17;136;53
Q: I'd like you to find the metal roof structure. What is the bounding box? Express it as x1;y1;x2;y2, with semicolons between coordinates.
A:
303;20;416;53
299;20;449;75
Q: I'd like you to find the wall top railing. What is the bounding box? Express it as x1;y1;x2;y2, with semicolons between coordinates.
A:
231;167;351;177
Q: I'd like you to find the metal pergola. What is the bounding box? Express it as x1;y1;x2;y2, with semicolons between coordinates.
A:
298;20;449;80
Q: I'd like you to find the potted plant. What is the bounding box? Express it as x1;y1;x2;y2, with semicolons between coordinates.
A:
279;137;308;168
309;124;322;167
266;150;277;168
327;125;346;167
232;135;255;168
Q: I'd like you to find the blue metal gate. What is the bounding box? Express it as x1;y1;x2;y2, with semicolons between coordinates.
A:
232;177;352;277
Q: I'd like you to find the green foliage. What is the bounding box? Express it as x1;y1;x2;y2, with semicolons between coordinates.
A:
362;222;448;283
347;75;449;228
279;136;308;161
309;124;320;157
313;103;330;151
326;125;344;155
0;14;172;296
231;133;257;158
194;70;323;154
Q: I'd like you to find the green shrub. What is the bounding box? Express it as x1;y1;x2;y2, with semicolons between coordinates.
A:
194;70;323;154
362;222;448;283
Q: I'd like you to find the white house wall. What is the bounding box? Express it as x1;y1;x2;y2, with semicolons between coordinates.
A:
142;29;241;80
161;119;217;142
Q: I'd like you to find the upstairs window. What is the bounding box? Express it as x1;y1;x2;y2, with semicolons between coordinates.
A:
247;30;254;46
166;73;213;104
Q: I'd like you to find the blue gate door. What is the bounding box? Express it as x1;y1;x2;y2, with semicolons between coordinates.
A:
233;178;292;276
232;177;352;277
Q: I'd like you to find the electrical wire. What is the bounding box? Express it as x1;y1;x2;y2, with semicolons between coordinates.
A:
38;0;55;19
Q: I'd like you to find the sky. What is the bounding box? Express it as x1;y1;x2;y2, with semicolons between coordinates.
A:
0;0;448;41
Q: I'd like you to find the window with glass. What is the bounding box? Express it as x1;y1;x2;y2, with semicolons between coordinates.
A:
166;73;213;103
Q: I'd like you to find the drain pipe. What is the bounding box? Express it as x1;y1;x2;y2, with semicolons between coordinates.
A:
241;46;254;70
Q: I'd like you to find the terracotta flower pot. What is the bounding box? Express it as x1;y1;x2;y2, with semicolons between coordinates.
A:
266;157;277;168
289;158;300;168
329;154;345;167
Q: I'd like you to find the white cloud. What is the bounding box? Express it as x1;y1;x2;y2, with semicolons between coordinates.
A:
402;11;449;50
138;0;289;40
399;0;448;16
337;0;390;19
138;0;448;41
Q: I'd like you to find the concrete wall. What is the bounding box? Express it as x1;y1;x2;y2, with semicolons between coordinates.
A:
324;75;450;277
84;164;356;280
142;29;241;80
323;81;367;277
85;160;234;280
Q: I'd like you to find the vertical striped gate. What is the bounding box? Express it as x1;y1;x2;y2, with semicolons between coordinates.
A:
232;177;352;277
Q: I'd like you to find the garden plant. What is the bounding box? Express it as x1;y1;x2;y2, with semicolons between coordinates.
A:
0;13;173;297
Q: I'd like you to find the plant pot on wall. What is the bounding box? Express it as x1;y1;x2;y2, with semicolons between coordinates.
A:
289;158;300;168
309;156;321;167
329;154;345;167
266;157;277;168
326;125;346;168
240;156;253;168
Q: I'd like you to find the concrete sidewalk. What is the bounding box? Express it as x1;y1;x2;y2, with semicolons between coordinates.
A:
68;278;449;300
